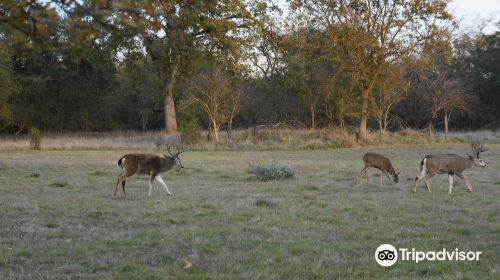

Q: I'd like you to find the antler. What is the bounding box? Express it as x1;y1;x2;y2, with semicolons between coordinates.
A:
471;142;488;158
175;146;185;156
165;145;175;157
165;145;185;157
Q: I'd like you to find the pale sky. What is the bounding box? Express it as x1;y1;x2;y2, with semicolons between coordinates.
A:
448;0;500;34
276;0;500;34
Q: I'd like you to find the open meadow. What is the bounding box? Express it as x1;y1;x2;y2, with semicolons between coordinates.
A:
0;143;499;279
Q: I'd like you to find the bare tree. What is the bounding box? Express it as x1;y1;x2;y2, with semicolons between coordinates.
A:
426;73;468;137
185;68;240;143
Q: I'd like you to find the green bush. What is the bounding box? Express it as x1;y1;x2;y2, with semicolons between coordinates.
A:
178;108;201;145
29;127;41;150
251;163;296;181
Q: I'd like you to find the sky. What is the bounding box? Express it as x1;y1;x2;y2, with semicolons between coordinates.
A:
276;0;500;34
448;0;500;34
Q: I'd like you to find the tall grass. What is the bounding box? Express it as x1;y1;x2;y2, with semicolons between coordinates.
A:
0;131;182;150
0;128;463;151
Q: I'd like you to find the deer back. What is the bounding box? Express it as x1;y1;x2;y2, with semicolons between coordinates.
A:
425;154;473;175
121;154;176;175
363;153;395;173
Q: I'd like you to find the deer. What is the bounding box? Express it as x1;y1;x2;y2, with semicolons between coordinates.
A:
413;143;487;194
115;146;185;197
360;153;400;183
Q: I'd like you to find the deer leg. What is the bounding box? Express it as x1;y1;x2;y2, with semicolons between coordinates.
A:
457;173;472;192
155;175;172;196
115;176;120;195
122;180;126;195
448;174;454;194
413;162;430;193
383;170;391;182
413;176;419;193
116;175;125;195
424;174;432;193
148;173;156;197
413;166;428;193
359;166;369;182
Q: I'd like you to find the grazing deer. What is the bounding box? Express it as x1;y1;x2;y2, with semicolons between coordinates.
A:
360;153;400;183
115;146;184;196
413;143;487;194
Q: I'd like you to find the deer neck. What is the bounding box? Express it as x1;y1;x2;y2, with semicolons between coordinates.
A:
465;157;475;168
161;157;176;172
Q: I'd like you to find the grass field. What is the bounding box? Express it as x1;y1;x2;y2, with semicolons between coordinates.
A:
0;143;499;279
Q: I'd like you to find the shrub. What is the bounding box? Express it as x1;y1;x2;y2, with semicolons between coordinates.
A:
29;127;41;150
178;108;201;145
251;163;296;181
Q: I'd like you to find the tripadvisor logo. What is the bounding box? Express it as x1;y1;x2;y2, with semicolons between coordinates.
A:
375;244;482;267
375;244;398;267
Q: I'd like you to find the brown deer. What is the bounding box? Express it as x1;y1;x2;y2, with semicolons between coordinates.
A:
413;143;487;194
360;153;400;183
115;146;184;196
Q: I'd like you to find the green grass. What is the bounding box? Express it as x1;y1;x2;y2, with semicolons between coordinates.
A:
0;144;499;278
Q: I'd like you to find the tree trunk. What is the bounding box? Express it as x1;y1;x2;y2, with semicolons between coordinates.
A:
310;103;316;130
444;112;449;139
212;120;220;143
382;109;390;135
207;124;213;141
163;63;179;133
359;87;370;140
164;94;177;133
378;118;383;134
428;122;434;137
227;118;233;142
338;113;345;133
324;99;335;127
326;112;334;128
140;111;149;131
358;76;378;140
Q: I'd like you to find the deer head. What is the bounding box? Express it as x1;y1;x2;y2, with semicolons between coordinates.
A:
470;142;487;167
165;145;185;170
392;171;401;183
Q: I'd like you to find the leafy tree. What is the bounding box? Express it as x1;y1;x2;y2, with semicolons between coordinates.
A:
467;29;500;127
370;65;409;134
0;42;18;128
115;51;162;131
282;27;344;129
290;0;453;139
82;0;268;133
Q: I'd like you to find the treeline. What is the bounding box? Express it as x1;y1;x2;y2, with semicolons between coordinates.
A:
0;1;499;141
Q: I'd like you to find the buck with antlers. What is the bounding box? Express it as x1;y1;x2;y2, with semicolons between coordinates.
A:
413;143;487;194
115;146;185;196
360;153;400;183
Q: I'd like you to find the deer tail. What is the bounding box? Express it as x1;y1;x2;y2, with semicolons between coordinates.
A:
420;156;431;172
118;156;125;166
